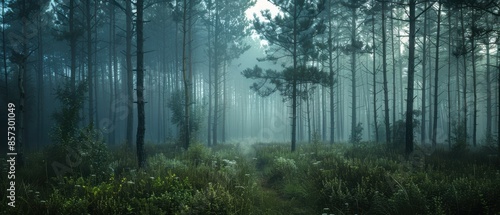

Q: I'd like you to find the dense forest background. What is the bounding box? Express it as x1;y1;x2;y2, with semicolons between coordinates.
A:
1;0;500;214
0;0;499;161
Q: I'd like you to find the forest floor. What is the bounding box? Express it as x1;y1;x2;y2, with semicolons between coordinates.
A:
1;140;500;214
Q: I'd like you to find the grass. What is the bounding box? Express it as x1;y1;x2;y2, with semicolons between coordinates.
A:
1;142;499;214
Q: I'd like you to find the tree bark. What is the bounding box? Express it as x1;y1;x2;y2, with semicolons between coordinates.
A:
350;6;358;143
381;0;390;145
328;11;335;144
470;15;478;147
70;0;76;92
136;0;145;168
86;0;93;126
371;6;379;143
406;0;416;156
182;0;191;149
432;3;441;148
421;1;428;145
125;0;134;147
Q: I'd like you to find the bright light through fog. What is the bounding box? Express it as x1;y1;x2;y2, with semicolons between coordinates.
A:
245;0;280;48
245;0;279;21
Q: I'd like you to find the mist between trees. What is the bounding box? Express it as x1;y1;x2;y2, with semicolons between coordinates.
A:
0;0;499;165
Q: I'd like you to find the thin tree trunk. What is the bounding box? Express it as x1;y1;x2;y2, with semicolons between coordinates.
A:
329;24;335;144
37;12;44;147
432;3;441;148
391;5;396;144
86;0;93;126
291;3;298;152
182;0;191;149
213;2;219;146
371;7;379;143
207;4;212;146
125;0;134;147
222;61;227;143
447;9;452;149
471;17;478;147
381;0;390;145
485;21;492;143
136;0;145;168
70;0;76;92
460;8;467;146
406;0;416;156
350;6;357;143
421;1;427;145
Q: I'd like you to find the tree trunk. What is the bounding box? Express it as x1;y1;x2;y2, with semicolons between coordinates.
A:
70;0;76;92
460;8;467;145
391;5;396;144
37;12;44;146
136;0;145;168
421;1;427;145
328;3;334;144
207;4;212;146
86;0;93;126
485;21;492;143
447;9;452;149
406;0;416;156
125;0;134;147
306;84;312;142
182;0;191;149
432;3;441;148
471;18;478;147
222;61;227;143
291;3;298;152
350;6;357;143
213;3;220;146
381;0;390;145
371;7;379;143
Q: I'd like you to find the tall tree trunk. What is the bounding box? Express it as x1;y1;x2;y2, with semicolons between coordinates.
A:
182;0;191;149
406;0;416;156
125;0;134;147
447;9;452;149
381;0;390;145
328;3;335;144
70;0;76;92
207;4;212;146
371;7;379;143
497;44;500;157
37;12;44;147
350;6;357;143
136;0;145;168
391;5;396;144
460;7;467;145
432;3;441;148
93;1;99;127
485;21;492;144
212;3;219;146
322;86;326;141
86;0;93;126
421;1;428;145
471;17;478;147
222;61;227;143
291;3;298;152
329;43;334;144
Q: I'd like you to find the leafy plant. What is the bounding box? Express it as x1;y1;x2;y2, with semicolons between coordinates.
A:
349;122;364;144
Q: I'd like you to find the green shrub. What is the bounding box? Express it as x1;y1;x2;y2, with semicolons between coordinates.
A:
349;122;364;144
181;183;234;215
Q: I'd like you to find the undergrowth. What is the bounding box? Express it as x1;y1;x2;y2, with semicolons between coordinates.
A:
2;142;499;214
